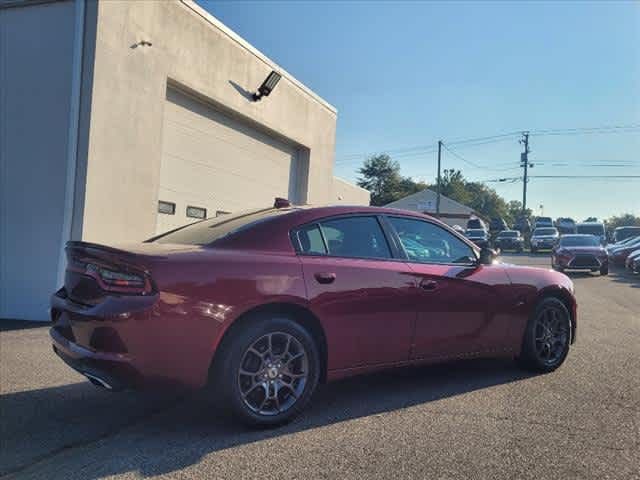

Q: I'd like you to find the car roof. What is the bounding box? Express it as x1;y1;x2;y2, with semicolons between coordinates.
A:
212;204;479;253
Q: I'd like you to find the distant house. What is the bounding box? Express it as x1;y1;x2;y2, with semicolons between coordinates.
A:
385;189;482;228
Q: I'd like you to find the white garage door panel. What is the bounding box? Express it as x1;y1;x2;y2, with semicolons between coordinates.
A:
157;88;299;234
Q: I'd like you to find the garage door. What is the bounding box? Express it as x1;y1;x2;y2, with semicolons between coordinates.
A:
156;87;302;234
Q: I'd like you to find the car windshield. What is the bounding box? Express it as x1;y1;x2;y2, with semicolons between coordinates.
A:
533;228;557;236
576;224;605;236
560;236;600;247
498;231;518;238
466;229;485;236
152;207;296;245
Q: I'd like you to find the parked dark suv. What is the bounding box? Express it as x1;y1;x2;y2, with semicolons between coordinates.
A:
514;217;531;234
466;218;487;231
494;230;524;252
489;217;508;233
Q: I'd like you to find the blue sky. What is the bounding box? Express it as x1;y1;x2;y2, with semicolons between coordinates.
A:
200;0;639;220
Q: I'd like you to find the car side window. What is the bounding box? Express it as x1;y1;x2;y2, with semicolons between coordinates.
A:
318;216;391;259
387;216;476;264
295;224;327;255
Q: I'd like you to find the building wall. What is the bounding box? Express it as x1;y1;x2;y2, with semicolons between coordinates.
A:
331;177;371;205
81;0;339;244
385;189;474;229
0;0;78;320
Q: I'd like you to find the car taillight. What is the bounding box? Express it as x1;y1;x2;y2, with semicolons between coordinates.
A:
86;264;146;289
68;258;153;295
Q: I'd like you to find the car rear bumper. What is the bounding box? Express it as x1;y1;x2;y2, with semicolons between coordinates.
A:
50;326;138;391
49;288;212;391
496;241;522;250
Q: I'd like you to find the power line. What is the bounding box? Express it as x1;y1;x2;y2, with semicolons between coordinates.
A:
529;124;640;136
335;123;639;165
484;175;640;182
441;142;518;172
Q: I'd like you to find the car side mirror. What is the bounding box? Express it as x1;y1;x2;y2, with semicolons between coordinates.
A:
479;247;498;265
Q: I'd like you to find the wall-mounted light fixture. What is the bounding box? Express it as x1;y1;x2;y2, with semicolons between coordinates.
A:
252;71;281;101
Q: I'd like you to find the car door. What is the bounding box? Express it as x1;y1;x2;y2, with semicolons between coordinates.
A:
293;215;416;371
384;215;511;360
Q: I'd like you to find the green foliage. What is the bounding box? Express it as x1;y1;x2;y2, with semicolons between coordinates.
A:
605;213;640;230
431;169;515;224
507;200;532;223
357;154;426;206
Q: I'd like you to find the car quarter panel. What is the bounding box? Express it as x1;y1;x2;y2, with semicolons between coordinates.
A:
501;265;577;348
146;249;308;388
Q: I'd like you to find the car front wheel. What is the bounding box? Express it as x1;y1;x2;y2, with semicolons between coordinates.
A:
517;297;571;373
212;315;320;427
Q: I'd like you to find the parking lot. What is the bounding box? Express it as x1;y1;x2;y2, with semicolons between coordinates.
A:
1;254;638;480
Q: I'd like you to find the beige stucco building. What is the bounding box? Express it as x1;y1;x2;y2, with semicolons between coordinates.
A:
0;0;369;321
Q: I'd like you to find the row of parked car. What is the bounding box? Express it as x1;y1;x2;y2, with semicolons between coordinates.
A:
460;216;640;275
608;234;640;274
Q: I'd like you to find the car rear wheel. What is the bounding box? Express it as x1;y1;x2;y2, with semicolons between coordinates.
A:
517;297;571;373
211;315;320;427
600;265;609;275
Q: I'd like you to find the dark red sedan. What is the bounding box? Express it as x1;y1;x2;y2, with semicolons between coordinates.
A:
51;203;577;427
551;234;608;275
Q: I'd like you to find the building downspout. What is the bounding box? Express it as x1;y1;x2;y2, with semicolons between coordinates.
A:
56;0;85;288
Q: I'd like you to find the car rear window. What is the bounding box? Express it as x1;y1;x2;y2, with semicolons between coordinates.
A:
152;208;296;245
533;228;557;236
294;216;392;259
498;231;518;238
576;224;605;236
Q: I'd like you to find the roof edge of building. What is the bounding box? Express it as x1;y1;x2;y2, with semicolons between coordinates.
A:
333;176;370;193
181;0;337;115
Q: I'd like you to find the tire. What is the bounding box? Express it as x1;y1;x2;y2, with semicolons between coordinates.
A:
600;265;609;276
211;315;320;427
531;247;537;254
516;297;571;373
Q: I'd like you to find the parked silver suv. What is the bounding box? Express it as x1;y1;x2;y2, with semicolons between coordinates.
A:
530;227;560;253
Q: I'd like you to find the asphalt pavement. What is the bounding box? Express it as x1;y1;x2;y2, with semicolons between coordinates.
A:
1;254;638;479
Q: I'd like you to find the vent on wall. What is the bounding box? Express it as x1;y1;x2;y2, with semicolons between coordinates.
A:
186;206;207;219
158;201;176;215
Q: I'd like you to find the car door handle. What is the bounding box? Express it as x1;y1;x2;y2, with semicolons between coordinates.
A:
314;272;336;284
419;279;438;291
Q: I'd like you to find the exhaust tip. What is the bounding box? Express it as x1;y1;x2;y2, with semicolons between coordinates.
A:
84;372;113;390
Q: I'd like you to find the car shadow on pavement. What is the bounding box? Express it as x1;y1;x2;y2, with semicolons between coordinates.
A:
608;266;639;288
2;358;535;478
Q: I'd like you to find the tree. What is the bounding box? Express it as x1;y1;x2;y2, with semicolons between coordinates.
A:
357;154;426;206
605;213;640;230
507;200;532;224
430;169;511;223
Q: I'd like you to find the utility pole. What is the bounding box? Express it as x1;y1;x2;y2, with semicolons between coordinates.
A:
436;140;442;217
519;132;532;214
